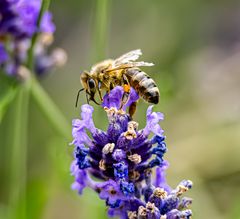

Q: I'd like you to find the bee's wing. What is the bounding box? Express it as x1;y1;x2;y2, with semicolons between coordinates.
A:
105;49;154;72
105;61;154;72
113;49;142;66
127;61;154;67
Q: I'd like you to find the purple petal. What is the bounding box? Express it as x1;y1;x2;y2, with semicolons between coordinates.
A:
161;195;179;215
154;160;172;193
102;86;123;109
0;43;8;64
71;104;96;146
167;209;192;219
70;161;88;194
80;104;96;132
40;11;55;33
143;105;164;136
97;179;126;203
107;207;127;219
112;149;126;162
16;0;41;37
102;86;139;110
71;119;92;146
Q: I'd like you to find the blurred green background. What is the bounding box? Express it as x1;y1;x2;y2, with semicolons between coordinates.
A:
1;0;240;218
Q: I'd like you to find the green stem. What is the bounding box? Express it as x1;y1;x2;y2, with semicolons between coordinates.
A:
27;0;51;69
8;81;30;219
91;0;111;126
0;72;19;123
92;0;111;62
30;76;71;140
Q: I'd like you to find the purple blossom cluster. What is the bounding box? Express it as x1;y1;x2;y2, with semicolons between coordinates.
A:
0;0;66;78
71;86;193;219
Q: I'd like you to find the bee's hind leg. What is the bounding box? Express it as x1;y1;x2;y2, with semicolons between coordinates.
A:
128;101;137;119
120;74;131;110
119;75;138;119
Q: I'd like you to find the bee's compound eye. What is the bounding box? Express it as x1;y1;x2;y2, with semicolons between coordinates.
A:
88;79;96;89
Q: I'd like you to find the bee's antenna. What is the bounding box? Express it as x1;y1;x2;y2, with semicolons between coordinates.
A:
75;88;85;108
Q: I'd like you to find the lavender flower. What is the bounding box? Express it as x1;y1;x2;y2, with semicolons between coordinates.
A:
0;0;66;78
71;86;193;219
0;43;8;64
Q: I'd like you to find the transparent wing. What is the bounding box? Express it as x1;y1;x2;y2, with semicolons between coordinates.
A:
127;61;154;67
113;49;142;67
105;61;154;72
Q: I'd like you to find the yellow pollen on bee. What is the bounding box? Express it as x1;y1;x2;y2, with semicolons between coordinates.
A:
123;84;131;92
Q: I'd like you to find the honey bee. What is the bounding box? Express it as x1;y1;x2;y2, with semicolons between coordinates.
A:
76;49;159;117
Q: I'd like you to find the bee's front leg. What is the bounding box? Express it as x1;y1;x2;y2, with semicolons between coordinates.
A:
97;82;103;101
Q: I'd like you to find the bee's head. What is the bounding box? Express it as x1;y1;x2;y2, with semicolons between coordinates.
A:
79;71;100;105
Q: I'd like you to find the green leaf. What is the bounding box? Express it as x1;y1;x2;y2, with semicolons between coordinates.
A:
0;73;18;123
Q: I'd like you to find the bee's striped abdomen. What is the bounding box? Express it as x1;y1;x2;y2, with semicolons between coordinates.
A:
125;68;159;104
